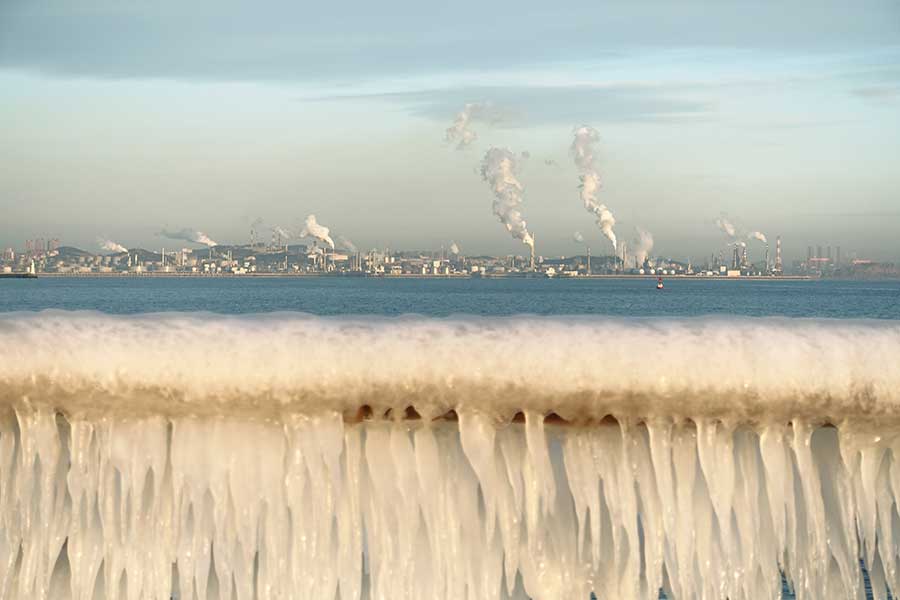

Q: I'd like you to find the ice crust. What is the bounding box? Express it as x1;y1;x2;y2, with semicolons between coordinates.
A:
1;312;900;424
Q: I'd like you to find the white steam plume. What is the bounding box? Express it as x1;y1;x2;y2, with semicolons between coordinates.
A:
747;231;768;244
573;231;585;243
715;217;765;244
97;238;127;254
715;217;737;238
159;228;218;247
480;148;534;251
571;126;616;250
300;215;335;249
632;227;654;267
337;235;358;253
445;103;483;149
449;242;460;255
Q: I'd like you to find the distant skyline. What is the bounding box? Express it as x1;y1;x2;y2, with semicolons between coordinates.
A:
1;0;899;262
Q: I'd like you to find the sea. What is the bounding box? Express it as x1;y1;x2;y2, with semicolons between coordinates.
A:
1;276;897;600
2;276;899;318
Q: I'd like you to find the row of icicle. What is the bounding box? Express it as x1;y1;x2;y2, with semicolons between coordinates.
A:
0;408;898;599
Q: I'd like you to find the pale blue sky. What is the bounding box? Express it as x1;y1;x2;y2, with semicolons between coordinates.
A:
1;1;898;261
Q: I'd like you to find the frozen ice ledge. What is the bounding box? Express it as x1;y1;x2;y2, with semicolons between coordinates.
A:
1;311;899;424
1;312;900;599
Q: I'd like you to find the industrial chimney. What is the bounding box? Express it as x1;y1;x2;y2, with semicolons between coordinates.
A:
530;233;536;271
774;236;783;275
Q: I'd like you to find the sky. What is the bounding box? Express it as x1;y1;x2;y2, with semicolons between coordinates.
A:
1;0;899;262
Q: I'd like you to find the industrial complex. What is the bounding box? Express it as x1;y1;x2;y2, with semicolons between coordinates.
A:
1;232;892;279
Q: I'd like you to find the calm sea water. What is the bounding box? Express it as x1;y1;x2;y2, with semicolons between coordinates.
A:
1;276;899;318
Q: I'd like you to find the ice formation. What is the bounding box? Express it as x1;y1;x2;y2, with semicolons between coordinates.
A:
1;312;900;599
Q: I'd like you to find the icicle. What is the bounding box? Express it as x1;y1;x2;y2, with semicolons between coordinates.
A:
0;406;898;599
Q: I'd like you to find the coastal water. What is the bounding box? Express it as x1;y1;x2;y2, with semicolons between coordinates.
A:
1;276;899;318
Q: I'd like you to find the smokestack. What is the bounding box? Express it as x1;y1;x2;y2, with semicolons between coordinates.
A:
530;233;535;271
587;246;591;275
775;237;784;274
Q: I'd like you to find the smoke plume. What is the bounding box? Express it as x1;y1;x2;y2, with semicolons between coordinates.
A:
480;147;534;251
632;227;654;268
300;215;335;249
571;125;616;250
715;217;737;238
337;235;358;254
159;228;218;247
449;242;460;255
445;103;483;149
716;216;766;244
573;231;585;243
97;238;127;254
747;231;768;244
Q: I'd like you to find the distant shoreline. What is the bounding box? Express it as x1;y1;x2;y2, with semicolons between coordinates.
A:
24;272;817;280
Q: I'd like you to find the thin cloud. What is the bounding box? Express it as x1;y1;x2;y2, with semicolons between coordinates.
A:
852;85;900;101
299;84;713;126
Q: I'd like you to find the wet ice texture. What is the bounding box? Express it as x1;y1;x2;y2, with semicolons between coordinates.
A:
0;410;897;600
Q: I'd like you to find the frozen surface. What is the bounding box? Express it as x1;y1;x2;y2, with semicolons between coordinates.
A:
1;312;899;424
2;312;900;598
